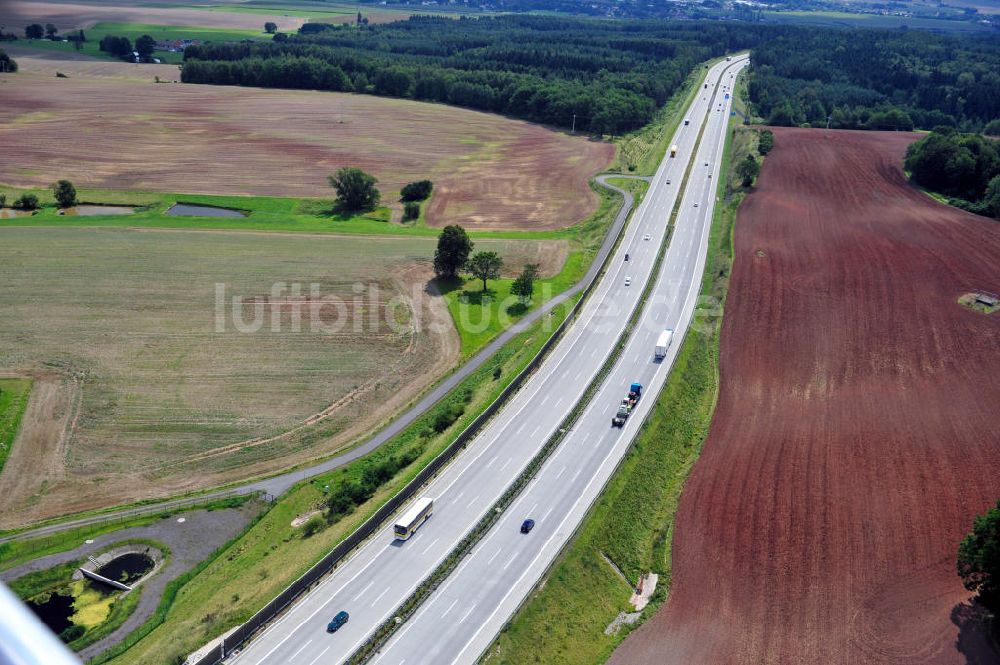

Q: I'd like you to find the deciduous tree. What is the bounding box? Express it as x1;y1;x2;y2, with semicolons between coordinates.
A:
466;251;503;292
400;180;433;202
0;48;16;73
264;22;278;34
13;193;39;210
758;129;774;156
958;499;1000;613
403;201;420;221
135;35;155;61
25;24;44;39
433;225;473;279
736;153;760;187
511;263;538;303
328;167;380;212
52;180;77;208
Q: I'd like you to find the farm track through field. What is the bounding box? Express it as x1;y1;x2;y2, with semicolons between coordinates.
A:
609;128;1000;664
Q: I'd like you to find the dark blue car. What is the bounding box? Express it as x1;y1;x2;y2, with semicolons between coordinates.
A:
327;610;349;633
520;519;535;534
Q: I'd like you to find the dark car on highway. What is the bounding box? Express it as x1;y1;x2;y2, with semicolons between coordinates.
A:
520;519;535;534
327;610;349;632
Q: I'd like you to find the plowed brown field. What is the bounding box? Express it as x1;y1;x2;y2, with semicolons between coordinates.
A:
610;128;1000;664
0;62;612;231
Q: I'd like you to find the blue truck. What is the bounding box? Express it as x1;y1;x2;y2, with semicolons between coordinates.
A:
612;382;643;427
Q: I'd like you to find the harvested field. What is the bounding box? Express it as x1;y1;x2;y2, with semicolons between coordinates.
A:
0;228;566;527
610;129;1000;664
0;0;305;32
0;60;613;231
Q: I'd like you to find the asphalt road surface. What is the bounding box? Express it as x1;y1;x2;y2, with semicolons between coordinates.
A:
372;58;749;665
228;56;748;665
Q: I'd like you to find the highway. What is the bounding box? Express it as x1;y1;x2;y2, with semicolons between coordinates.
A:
370;57;749;665
227;55;748;665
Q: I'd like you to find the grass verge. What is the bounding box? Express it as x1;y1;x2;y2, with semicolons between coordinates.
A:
483;112;760;665
0;377;31;478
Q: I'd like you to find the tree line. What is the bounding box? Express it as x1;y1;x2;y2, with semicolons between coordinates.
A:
179;17;1000;135
905;128;1000;219
748;28;1000;132
181;16;779;134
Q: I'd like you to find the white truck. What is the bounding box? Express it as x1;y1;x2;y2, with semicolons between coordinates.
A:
655;329;674;359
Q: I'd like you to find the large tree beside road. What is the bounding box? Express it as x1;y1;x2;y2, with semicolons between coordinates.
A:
434;225;473;280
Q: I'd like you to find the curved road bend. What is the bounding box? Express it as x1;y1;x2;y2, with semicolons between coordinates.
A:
227;56;747;665
0;174;647;545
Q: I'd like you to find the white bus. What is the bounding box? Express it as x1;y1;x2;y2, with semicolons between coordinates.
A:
393;496;434;541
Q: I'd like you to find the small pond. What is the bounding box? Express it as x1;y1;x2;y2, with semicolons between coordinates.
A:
59;205;135;216
96;552;155;586
28;589;75;636
165;203;246;218
0;209;35;218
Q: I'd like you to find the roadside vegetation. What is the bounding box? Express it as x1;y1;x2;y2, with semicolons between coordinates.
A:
0;378;31;478
486;115;761;665
439;182;626;356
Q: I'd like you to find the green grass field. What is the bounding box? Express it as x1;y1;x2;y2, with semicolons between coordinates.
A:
485;115;757;665
0;186;577;240
0;378;31;479
440;180;634;357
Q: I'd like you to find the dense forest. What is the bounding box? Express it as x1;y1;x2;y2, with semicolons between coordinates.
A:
182;17;771;134
750;29;1000;131
181;17;1000;135
905;128;1000;218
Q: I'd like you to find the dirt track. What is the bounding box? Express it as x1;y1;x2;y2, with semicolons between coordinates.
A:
610;128;1000;664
